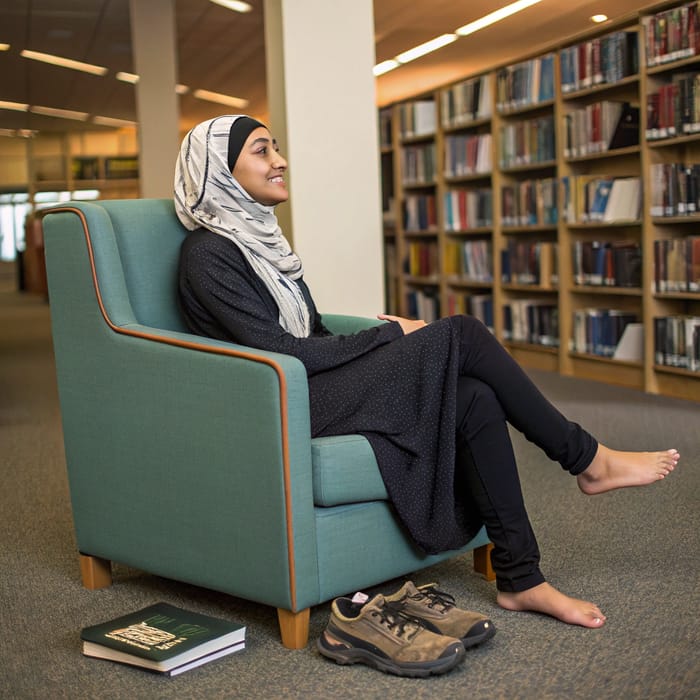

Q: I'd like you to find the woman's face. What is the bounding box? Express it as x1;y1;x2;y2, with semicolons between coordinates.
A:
232;126;288;206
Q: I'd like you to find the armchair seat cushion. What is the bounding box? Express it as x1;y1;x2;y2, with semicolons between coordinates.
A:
311;435;388;506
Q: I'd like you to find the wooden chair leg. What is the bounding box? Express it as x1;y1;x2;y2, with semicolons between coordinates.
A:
473;543;496;581
79;554;113;589
277;607;310;649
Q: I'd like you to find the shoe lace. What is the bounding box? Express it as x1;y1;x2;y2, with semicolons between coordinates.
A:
410;584;455;612
372;601;425;640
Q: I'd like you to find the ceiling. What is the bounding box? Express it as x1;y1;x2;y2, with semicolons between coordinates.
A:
0;0;659;136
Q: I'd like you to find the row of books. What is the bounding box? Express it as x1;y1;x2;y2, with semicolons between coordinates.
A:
643;1;700;66
562;175;642;223
401;143;436;185
405;241;439;277
564;101;640;158
498;115;555;168
47;156;140;182
444;239;493;283
379;109;393;149
501;178;558;227
571;308;638;358
441;75;492;128
649;162;700;217
503;300;559;347
572;240;642;288
496;53;555;111
444;132;492;177
560;30;639;93
406;288;440;322
445;292;494;330
654;315;700;370
653;236;700;292
646;73;700;141
501;241;557;288
443;188;493;231
398;100;436;139
404;193;437;232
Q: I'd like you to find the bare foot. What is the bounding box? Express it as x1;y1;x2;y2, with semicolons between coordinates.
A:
577;445;679;495
497;582;606;628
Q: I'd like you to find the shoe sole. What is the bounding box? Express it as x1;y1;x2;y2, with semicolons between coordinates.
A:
317;634;466;678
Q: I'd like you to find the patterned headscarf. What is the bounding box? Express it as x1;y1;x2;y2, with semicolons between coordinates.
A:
174;114;310;337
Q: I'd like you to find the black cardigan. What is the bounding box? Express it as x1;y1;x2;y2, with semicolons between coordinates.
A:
178;228;482;554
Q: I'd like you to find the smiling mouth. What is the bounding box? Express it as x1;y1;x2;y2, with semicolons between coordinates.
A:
269;176;285;184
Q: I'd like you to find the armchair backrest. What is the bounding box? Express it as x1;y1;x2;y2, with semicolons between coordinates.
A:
73;198;190;332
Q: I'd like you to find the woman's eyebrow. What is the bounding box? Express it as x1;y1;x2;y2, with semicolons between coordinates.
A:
250;136;277;147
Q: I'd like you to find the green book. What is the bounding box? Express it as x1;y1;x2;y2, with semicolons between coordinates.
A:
81;602;246;676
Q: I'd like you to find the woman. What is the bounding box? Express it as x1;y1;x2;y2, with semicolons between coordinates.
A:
175;115;679;629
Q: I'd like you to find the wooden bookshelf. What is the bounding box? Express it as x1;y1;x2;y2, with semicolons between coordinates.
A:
379;0;700;401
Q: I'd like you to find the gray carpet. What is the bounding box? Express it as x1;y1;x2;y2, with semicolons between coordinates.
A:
1;268;699;699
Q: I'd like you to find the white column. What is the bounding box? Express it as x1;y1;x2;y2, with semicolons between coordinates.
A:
129;0;180;198
264;0;384;317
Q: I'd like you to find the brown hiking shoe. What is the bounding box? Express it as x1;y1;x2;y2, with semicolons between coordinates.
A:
317;593;465;677
385;581;496;648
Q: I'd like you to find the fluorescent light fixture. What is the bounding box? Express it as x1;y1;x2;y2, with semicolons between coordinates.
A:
93;115;137;128
117;73;190;95
0;43;10;51
0;100;29;112
193;89;249;108
116;71;139;83
20;49;108;76
30;105;90;121
209;0;252;12
396;34;458;64
591;14;608;23
373;59;400;77
456;0;543;37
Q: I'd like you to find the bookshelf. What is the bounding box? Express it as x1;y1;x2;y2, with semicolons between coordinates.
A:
20;132;141;208
379;0;700;401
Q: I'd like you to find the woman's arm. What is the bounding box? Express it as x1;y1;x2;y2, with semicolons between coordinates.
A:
179;232;404;375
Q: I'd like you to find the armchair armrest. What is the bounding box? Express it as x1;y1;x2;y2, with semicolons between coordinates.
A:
58;322;319;611
321;313;384;335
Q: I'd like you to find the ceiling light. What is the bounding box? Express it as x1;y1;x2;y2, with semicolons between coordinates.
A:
117;73;190;95
456;0;543;37
116;71;139;83
396;34;458;64
591;14;608;23
30;105;90;121
0;128;36;138
208;0;252;12
373;60;400;77
0;44;10;51
93;115;138;128
192;89;249;108
0;100;29;112
20;49;108;76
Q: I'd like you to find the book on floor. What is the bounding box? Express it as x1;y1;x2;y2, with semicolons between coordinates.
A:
81;602;246;676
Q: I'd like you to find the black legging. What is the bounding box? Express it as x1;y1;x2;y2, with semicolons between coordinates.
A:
452;315;598;592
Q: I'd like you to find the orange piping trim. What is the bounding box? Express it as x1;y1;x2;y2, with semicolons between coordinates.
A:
49;206;299;611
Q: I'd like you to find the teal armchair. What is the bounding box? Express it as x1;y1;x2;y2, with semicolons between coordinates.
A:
42;199;493;648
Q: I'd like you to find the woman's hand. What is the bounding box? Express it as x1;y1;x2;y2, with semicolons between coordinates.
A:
377;314;428;335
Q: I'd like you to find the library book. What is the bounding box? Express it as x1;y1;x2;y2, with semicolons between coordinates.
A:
81;602;246;676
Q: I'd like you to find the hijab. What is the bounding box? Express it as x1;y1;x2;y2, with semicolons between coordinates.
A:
174;114;310;337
